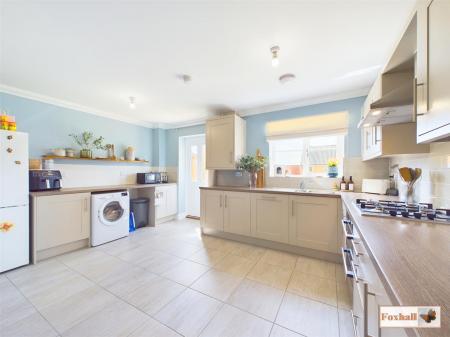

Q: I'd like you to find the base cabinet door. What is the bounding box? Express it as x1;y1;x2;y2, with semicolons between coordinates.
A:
289;196;338;253
35;193;90;251
223;191;251;236
251;193;289;243
201;190;224;231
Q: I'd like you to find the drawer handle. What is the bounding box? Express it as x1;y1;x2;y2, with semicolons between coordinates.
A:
342;219;357;240
341;248;355;279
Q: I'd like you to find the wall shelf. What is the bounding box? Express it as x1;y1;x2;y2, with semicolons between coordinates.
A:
42;155;149;164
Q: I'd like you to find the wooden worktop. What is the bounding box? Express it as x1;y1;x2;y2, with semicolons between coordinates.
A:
29;183;176;197
341;193;450;337
199;185;341;198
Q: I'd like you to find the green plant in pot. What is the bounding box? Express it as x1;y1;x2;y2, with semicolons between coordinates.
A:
237;154;267;188
69;131;106;158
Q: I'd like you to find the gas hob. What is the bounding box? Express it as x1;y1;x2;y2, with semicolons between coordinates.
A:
355;199;450;224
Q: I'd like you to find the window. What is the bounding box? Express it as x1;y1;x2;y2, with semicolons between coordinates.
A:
269;134;344;177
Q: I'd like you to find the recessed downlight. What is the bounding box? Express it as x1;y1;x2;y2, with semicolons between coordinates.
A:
363;123;371;127
279;73;296;84
372;110;381;116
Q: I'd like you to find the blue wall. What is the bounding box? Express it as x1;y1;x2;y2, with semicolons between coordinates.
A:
245;96;365;159
165;124;206;166
0;92;153;161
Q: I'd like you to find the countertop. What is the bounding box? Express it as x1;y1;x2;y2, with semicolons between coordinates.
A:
29;183;176;197
199;185;341;198
341;193;450;337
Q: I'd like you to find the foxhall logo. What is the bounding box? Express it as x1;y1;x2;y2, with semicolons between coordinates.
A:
380;306;441;328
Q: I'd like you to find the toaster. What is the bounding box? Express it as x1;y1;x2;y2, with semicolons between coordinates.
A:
29;170;62;191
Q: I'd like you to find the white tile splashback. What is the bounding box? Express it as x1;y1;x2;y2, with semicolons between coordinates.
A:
390;142;450;208
54;164;154;188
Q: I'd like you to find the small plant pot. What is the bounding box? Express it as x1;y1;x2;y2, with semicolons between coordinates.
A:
328;166;338;178
80;149;93;159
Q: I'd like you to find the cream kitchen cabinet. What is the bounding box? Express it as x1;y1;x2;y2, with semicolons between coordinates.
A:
251;193;289;243
288;195;338;253
201;189;251;236
34;192;90;251
155;184;177;220
205;114;246;170
223;191;251;236
416;0;450;143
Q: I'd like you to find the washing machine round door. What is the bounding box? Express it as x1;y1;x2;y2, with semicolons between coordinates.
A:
99;200;125;225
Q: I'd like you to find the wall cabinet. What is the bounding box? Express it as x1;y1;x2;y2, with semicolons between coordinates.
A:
35;193;90;251
205;114;246;170
201;189;251;235
416;0;450;142
155;184;177;220
250;193;289;244
289;195;338;253
361;123;429;161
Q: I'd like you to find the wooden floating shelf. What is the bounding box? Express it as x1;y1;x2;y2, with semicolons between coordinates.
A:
42;155;149;164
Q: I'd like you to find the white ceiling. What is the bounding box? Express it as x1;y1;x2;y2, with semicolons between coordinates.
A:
0;0;416;127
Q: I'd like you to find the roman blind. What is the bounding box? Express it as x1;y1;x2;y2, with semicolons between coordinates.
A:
265;111;349;140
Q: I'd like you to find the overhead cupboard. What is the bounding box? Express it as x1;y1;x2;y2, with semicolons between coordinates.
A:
360;0;450;156
200;188;340;255
205;114;246;170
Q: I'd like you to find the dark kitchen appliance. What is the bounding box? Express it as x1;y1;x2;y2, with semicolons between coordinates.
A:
29;170;62;191
355;198;450;224
137;172;161;184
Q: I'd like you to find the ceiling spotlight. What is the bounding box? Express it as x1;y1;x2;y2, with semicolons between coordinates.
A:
270;46;280;67
363;123;371;127
279;73;296;84
129;96;136;109
177;74;192;83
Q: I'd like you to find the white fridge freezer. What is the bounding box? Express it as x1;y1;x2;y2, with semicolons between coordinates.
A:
0;130;29;272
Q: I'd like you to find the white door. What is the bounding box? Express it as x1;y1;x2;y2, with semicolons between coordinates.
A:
184;135;206;217
0;131;29;207
0;205;29;272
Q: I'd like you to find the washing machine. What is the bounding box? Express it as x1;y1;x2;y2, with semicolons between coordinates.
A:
91;190;129;246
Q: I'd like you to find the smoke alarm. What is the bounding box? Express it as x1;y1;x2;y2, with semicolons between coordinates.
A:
279;73;296;84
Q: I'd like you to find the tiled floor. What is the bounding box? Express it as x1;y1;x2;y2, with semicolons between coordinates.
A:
1;218;353;337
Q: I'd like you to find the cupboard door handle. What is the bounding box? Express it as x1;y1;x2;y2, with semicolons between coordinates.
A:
224;195;227;208
291;200;294;216
84;198;88;212
341;248;355;279
219;195;222;208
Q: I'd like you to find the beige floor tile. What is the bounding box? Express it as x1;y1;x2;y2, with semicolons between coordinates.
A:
213;254;256;277
200;236;240;253
276;292;339;337
295;255;337;280
98;237;144;256
227;279;284;321
187;247;229;266
287;270;337;306
124;275;186;315
191;269;243;301
98;265;159;297
199;304;273;337
39;285;117;333
1;312;58;337
0;277;35;327
230;243;266;262
135;252;184;275
158;240;203;258
62;300;148;337
128;317;182;337
117;244;166;264
337;281;352;310
154;288;222;337
247;261;293;290
338;309;355;337
270;325;304;337
162;260;210;286
260;250;298;269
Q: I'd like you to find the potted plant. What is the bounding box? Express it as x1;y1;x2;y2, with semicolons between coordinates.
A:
237;154;267;188
327;159;338;178
69;131;106;158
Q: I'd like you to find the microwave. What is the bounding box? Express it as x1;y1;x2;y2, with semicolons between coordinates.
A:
137;172;161;184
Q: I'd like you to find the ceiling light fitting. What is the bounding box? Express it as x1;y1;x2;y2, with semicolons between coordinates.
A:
129;96;136;109
270;46;280;67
